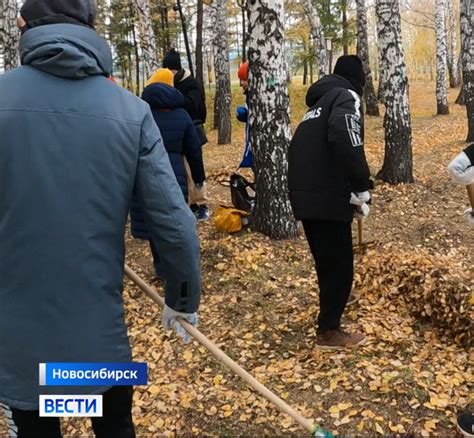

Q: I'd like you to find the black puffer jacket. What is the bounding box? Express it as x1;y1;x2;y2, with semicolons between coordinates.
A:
174;69;207;124
288;74;371;222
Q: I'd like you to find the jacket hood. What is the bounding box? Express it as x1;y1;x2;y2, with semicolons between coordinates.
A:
142;83;184;110
20;23;112;79
305;74;356;107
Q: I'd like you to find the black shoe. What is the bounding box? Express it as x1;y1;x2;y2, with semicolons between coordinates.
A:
457;413;474;437
190;204;199;216
197;205;210;221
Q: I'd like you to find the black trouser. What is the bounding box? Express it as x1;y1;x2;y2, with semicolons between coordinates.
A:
302;220;354;333
2;386;135;438
149;240;163;277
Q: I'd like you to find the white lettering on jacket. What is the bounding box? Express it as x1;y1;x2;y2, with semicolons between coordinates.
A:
302;107;322;122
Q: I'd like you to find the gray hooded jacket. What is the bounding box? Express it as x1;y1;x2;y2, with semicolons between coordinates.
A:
0;24;200;410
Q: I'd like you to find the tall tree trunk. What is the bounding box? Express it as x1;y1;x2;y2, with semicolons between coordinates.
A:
356;0;380;116
446;0;460;87
342;0;349;55
1;0;20;70
159;3;168;57
196;0;205;95
303;58;308;85
247;0;298;239
238;1;247;62
301;0;329;79
455;52;465;104
376;0;414;184
435;0;449;115
213;0;232;145
133;0;160;81
132;25;140;95
460;0;474;141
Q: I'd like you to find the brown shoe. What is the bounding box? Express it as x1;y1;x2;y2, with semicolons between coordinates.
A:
316;329;366;350
346;291;359;306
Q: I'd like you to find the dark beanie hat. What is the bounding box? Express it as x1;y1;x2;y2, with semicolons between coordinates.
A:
163;49;182;71
334;55;366;92
20;0;97;29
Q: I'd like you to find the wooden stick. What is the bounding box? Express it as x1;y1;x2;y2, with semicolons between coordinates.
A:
123;264;328;437
467;184;474;210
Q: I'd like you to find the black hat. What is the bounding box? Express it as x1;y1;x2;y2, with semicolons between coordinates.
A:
20;0;97;29
163;49;182;71
334;55;366;95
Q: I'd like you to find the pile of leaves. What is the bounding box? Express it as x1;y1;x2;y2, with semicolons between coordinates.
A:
355;244;473;348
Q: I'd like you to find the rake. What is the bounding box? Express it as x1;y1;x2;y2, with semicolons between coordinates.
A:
124;264;333;437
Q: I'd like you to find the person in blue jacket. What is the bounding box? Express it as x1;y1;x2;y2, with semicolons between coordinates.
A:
131;68;205;277
236;61;254;170
0;1;200;437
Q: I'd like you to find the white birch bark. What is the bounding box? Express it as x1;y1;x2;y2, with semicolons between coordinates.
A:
247;0;298;239
213;0;232;144
446;0;460;87
356;0;380;116
435;0;449;115
133;0;159;81
459;0;474;141
301;0;329;78
376;0;414;184
1;0;20;71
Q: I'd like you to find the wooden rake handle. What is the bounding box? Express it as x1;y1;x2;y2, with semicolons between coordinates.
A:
123;264;326;437
467;184;474;210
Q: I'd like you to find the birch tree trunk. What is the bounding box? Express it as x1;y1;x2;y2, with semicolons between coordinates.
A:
247;0;298;239
435;0;449;115
133;0;159;81
1;0;20;71
460;0;474;141
446;0;460;87
376;0;414;184
195;0;205;93
301;0;329;79
356;0;380;116
213;0;232;144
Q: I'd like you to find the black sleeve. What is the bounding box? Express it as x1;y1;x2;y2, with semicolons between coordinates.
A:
182;114;206;184
464;144;474;165
327;89;371;192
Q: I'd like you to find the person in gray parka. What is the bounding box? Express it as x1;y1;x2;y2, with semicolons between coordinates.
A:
0;1;200;437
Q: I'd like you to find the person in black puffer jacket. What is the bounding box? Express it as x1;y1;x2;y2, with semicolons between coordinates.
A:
288;55;373;350
163;49;210;221
130;68;205;276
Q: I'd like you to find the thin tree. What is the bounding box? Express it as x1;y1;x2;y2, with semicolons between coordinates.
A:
355;0;380;116
446;0;460;87
341;0;349;55
1;0;20;71
376;0;414;184
301;0;329;79
247;0;298;239
213;0;232;144
195;0;205;93
133;0;160;81
435;0;449;115
460;0;474;141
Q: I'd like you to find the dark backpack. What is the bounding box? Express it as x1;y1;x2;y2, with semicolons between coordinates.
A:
230;173;255;213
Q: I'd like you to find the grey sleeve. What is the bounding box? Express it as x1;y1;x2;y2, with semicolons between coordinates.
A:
134;110;201;313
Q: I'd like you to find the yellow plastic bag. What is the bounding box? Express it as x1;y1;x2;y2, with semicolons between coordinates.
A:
214;206;250;234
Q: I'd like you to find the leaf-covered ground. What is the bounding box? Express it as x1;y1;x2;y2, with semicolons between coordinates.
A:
1;82;472;437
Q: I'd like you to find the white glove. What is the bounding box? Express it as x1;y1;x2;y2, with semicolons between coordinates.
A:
354;203;370;220
465;208;474;228
350;191;371;206
162;304;198;344
448;152;474;185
